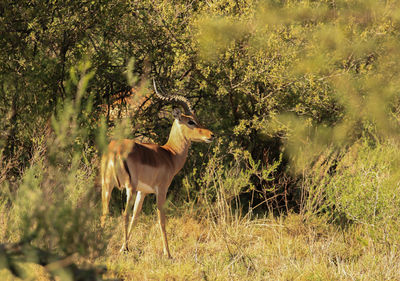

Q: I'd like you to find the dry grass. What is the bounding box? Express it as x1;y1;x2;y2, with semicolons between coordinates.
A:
91;211;400;281
1;205;399;280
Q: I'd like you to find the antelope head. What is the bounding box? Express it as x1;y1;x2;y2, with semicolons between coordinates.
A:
153;78;215;144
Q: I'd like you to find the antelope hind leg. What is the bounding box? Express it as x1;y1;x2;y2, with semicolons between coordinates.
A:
120;186;134;253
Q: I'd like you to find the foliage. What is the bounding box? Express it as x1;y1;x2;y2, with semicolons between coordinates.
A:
2;0;400;194
193;141;282;221
0;62;106;279
298;138;400;247
0;241;107;280
1;0;400;278
327;140;400;242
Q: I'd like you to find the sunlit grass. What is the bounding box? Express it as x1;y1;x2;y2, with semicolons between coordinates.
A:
91;212;400;280
1;201;400;280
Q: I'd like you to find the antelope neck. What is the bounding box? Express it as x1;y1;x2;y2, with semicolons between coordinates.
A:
163;120;191;171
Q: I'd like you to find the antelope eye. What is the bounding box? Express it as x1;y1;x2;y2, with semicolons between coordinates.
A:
188;120;196;126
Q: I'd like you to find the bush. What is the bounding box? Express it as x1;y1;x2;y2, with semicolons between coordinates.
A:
183;141;282;223
327;140;400;241
0;62;107;279
299;138;400;244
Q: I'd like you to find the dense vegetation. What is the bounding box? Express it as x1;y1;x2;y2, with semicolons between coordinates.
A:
1;0;400;280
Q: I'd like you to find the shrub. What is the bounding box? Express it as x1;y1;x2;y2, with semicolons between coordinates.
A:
0;62;107;279
186;141;282;223
327;140;400;240
300;138;400;244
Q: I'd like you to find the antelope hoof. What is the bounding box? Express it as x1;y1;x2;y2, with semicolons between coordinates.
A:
100;216;107;228
119;244;129;253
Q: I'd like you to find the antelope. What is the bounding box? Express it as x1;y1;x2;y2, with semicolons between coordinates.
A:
100;79;214;257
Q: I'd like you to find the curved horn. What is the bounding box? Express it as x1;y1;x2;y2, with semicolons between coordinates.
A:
153;78;193;115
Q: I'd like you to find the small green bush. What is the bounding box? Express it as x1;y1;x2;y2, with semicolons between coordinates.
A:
328;140;400;233
0;62;107;279
298;137;400;245
186;141;282;223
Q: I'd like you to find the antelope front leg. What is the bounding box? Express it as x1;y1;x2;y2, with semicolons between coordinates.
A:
157;195;171;258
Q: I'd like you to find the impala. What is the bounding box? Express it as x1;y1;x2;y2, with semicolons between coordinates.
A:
100;79;214;257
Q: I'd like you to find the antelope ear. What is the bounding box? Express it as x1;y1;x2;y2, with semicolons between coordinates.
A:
172;107;182;120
